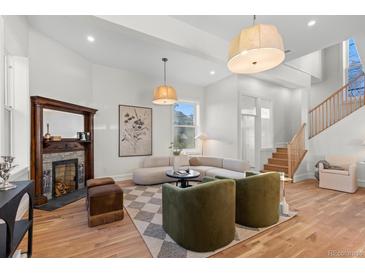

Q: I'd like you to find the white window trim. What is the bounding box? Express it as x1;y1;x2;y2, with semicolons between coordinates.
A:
342;39;349;86
3;105;14;155
171;100;200;154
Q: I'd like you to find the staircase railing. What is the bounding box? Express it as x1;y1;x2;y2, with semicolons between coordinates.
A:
288;123;306;178
309;72;365;138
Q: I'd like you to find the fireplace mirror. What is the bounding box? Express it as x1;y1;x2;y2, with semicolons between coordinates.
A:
43;109;84;138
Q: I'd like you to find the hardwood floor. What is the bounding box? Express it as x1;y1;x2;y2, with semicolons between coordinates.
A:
22;179;365;258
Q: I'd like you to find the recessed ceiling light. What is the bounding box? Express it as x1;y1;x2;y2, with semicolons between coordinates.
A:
87;35;95;42
307;20;316;27
210;70;216;75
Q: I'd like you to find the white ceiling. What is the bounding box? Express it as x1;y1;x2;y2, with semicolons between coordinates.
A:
172;15;365;60
27;15;365;87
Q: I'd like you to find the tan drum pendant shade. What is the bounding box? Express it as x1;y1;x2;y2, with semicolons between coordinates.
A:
227;22;285;74
153;85;177;105
153;58;177;105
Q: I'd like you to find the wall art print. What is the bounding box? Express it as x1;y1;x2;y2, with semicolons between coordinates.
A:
119;105;152;157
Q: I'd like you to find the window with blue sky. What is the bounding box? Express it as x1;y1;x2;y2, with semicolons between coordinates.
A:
173;102;196;149
347;38;364;96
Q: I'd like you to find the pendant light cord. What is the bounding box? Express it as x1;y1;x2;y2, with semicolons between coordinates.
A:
253;15;256;25
162;57;168;86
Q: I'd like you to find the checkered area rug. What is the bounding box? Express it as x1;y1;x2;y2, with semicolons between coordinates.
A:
123;183;297;258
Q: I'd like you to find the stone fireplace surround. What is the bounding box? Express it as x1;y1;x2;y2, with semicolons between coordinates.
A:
42;151;85;200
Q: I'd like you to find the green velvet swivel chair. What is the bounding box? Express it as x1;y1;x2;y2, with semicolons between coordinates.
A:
234;172;280;227
162;179;236;252
206;172;280;228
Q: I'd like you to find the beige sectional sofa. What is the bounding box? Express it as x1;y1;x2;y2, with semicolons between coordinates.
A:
133;156;251;185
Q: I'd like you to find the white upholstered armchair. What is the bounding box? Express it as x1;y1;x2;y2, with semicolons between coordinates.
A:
319;155;358;193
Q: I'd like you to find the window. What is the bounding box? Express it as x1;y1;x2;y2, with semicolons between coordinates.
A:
260;99;273;149
3;106;12;155
173;102;197;149
3;56;14;156
344;38;364;97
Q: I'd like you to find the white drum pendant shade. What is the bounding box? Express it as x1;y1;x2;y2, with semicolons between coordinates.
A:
153;85;177;105
228;24;285;74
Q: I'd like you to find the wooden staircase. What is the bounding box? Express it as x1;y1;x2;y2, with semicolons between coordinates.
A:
262;123;307;179
309;72;365;138
263;147;289;176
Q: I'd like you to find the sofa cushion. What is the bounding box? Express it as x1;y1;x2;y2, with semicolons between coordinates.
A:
223;158;250;173
206;168;246;179
189;157;223;168
320;169;349;176
133;166;174;185
189;166;215;176
143;156;170;168
169;155;190;167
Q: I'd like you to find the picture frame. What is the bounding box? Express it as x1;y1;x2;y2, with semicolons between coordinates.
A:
118;104;153;157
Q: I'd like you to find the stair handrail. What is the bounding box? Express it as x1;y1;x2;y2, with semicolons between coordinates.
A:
308;72;365;138
287;123;306;178
309;72;365;113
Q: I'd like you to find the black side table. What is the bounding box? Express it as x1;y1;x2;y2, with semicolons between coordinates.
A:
0;181;34;258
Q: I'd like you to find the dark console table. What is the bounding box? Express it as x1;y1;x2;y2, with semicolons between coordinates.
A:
0;181;34;258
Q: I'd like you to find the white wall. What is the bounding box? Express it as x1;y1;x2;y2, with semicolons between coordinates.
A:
29;29;92;105
294;41;365;183
204;74;297;169
91;64;205;178
3;15;28;57
308;44;343;109
28;30;205;179
287;50;323;82
204;75;239;158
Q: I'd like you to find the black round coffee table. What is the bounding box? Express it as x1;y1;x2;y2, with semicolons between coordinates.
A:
165;169;200;188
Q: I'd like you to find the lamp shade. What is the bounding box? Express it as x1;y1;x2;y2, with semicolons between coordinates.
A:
228;24;285;74
195;133;208;140
153;85;177;105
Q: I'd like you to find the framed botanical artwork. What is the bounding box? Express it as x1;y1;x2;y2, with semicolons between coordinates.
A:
119;105;152;157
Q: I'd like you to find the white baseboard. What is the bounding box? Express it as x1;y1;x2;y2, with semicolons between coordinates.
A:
293;172;315;183
357;179;365;188
96;173;133;182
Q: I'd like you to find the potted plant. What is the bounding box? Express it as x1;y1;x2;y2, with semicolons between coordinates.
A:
169;141;184;156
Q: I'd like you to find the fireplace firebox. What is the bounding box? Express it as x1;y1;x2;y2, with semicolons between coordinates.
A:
52;159;79;198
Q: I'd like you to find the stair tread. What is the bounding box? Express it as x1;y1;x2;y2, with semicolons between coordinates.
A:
264;164;289;168
268;158;288;162
261;169;288;175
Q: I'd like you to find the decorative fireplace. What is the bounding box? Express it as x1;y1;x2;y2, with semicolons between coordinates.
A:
52;159;79;198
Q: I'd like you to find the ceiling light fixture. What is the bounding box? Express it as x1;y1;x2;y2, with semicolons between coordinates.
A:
87;35;95;42
307;20;316;27
210;70;216;75
153;58;177;105
227;15;285;74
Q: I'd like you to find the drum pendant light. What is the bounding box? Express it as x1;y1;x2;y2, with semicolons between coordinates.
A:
227;15;285;74
153;58;177;105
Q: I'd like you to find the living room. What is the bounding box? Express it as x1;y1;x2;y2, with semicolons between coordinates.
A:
1;1;365;273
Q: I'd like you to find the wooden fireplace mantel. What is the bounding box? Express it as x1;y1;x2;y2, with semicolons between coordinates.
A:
30;96;98;205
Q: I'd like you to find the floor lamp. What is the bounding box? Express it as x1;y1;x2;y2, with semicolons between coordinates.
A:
195;133;208;156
